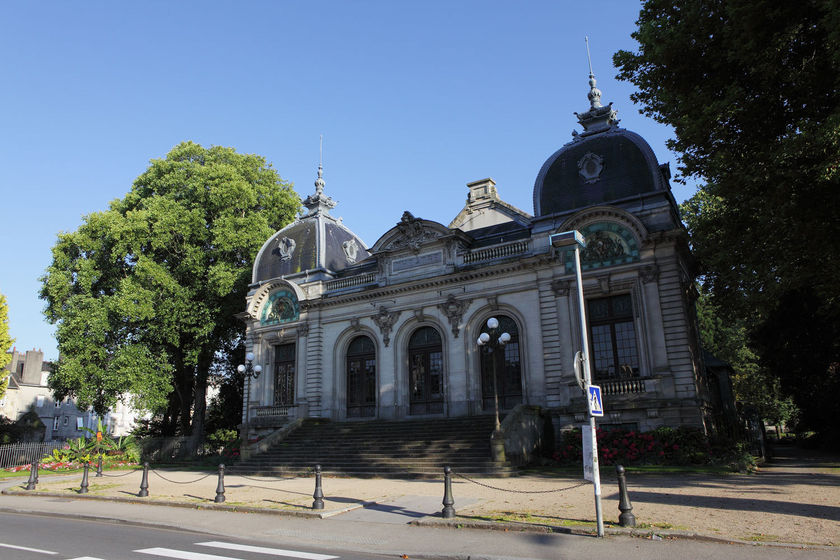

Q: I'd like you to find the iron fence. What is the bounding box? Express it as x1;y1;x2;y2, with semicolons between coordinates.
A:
0;442;65;468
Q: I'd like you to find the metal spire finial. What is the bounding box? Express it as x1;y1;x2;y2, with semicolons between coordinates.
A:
315;134;325;195
585;36;602;109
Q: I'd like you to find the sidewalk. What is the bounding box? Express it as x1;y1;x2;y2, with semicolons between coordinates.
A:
1;445;837;551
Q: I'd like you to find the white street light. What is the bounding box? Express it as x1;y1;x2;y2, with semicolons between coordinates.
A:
239;352;262;446
477;317;511;463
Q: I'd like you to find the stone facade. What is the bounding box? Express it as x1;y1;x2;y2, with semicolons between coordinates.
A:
2;349;139;440
240;82;729;443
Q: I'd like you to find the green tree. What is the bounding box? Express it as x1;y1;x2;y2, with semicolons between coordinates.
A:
695;287;797;428
41;142;299;439
0;293;14;400
615;0;840;439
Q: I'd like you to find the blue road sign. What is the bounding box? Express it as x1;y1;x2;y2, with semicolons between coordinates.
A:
588;385;604;417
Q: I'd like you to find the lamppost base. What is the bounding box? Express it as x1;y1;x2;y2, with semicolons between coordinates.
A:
490;430;506;463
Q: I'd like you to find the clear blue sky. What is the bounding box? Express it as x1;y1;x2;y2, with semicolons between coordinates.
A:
0;1;696;360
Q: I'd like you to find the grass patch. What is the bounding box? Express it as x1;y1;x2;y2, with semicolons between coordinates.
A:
636;521;690;531
467;511;605;528
743;533;783;542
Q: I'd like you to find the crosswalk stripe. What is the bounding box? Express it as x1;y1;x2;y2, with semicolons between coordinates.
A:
0;542;57;554
198;541;339;560
136;548;243;560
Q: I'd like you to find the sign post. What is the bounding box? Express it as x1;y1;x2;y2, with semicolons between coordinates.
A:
550;229;605;537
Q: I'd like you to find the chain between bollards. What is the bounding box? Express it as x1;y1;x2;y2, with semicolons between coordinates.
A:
138;462;149;497
25;461;37;490
312;464;324;510
96;454;103;477
616;464;636;527
441;465;455;518
214;464;226;503
79;462;90;494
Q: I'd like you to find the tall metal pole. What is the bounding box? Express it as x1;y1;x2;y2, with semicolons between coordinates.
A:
491;346;501;432
573;244;604;537
243;374;251;444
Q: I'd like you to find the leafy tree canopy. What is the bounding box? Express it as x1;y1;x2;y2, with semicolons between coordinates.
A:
41;142;299;435
0;293;14;400
617;1;840;436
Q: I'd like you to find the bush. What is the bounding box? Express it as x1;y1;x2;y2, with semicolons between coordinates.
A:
551;426;750;468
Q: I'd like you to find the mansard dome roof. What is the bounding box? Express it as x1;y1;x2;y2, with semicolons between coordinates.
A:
532;75;670;217
252;166;370;283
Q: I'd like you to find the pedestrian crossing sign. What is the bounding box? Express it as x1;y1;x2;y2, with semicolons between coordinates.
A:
588;385;604;417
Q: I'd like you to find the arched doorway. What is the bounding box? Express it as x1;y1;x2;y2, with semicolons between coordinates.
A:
408;326;444;415
346;335;376;418
479;316;523;411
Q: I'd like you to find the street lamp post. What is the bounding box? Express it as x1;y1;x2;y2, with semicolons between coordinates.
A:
477;317;511;462
238;352;262;447
550;230;604;537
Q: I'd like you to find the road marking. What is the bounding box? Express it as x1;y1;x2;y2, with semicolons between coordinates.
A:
0;542;58;554
198;541;339;560
66;557;107;560
136;549;243;560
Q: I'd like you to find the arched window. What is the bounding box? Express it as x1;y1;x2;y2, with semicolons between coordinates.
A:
479;316;523;411
346;336;376;418
408;327;444;415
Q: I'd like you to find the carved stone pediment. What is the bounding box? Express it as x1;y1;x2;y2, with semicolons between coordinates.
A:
373;212;451;254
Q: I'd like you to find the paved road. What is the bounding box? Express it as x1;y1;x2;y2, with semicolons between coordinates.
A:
0;512;388;560
0;504;835;560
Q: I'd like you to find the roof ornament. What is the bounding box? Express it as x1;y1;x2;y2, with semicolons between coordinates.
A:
302;134;337;217
573;37;619;137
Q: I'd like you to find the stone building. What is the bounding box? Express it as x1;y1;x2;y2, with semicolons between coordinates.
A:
2;348;139;440
238;76;730;447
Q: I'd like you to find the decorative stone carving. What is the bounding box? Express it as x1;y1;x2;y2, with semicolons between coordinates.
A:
277;237;296;261
342;239;359;263
487;295;499;311
372;306;400;348
551;279;571;297
597;274;611;294
414;308;425;322
383;211;439;253
438;294;471;338
350;318;361;331
640;264;660;284
578;152;604;183
298;322;309;337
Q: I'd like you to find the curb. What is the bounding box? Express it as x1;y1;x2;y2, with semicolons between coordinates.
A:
413;517;837;550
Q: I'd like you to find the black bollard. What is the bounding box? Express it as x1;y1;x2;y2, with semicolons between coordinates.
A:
96;454;103;477
24;461;37;490
79;462;90;494
138;462;149;497
214;463;226;503
312;464;324;510
616;464;636;527
441;465;455;519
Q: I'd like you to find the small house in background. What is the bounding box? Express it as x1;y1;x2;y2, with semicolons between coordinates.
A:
2;348;139;441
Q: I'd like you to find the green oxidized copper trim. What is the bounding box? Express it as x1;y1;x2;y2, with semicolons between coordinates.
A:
261;288;300;325
564;222;640;273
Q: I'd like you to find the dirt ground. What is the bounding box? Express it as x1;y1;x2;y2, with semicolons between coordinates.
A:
11;445;840;547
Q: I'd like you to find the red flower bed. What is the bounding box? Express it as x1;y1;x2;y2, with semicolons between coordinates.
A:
552;426;714;466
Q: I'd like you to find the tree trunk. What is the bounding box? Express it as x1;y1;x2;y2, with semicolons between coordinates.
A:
190;351;211;445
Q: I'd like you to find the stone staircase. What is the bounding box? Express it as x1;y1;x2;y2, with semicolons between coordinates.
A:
232;415;515;478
